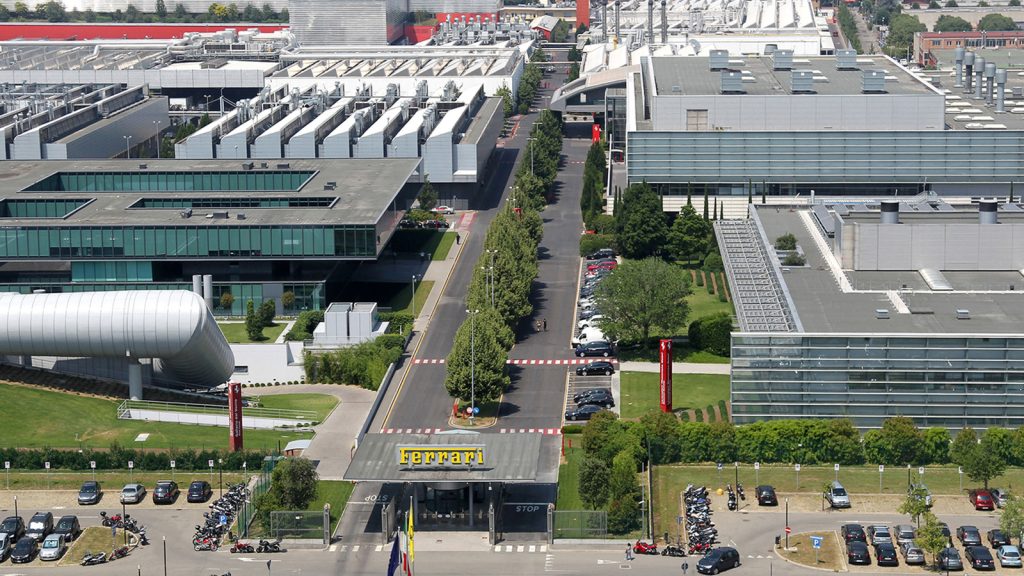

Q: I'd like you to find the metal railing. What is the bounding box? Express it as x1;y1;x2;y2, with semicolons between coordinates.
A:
268;509;328;542
116;399;316;421
552;510;607;538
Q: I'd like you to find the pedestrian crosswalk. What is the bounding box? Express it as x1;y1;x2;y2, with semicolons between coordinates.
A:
329;543;550;553
379;427;561;435
412;358;618;366
494;545;548;553
381;428;445;434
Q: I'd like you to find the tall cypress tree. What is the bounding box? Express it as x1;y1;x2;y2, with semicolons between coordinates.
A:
712;198;717;221
761;180;767;204
1010;181;1016;204
747;179;753;204
686;182;693;207
719;202;725;220
702;187;709;220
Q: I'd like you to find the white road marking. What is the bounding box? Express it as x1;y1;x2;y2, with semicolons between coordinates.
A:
505;545;513;552
540;545;548;552
529;545;536;552
517;545;525;552
494;545;503;552
352;545;360;552
329;545;337;552
376;545;383;552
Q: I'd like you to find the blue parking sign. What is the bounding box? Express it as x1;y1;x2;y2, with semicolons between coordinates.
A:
810;536;823;549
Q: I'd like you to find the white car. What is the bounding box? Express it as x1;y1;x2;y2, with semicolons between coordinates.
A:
571;327;606;346
120;483;146;504
578;315;605;330
39;533;65;561
431;205;455;214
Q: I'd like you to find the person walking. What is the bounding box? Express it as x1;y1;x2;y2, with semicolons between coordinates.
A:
542;318;547;331
625;543;634;561
455;233;461;245
681;561;689;574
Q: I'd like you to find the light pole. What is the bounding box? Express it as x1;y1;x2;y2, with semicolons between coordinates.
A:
411;274;419;317
203;94;211;111
153;120;162;159
123;135;132;159
466;309;480;424
784;498;789;550
480;266;493;307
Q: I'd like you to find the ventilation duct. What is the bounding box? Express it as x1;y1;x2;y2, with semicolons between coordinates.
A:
772;49;794;71
791;70;814;93
862;69;886;93
975;56;986;99
979;200;999;224
647;0;654;44
954;47;965;88
836;49;858;70
880;200;899;224
721;70;745;93
661;0;668;44
985;62;996;104
996;68;1008;113
964;51;975;94
709;49;729;71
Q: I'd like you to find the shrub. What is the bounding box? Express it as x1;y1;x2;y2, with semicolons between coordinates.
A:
775;233;797;250
286;310;324;341
380;311;414;335
588;213;617;235
562;424;585;434
304;339;403;390
782;253;806;266
579;234;616;257
689;312;732;356
702;252;724;272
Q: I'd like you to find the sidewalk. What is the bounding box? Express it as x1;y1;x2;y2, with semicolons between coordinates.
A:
618;361;731;375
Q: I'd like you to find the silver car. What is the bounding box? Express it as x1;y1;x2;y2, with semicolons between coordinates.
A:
39;533;65;561
998;545;1023;568
869;525;892;545
991;488;1010;508
0;534;10;562
901;542;926;565
894;524;915;547
120;483;146;504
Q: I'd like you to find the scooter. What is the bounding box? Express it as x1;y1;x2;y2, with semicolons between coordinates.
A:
109;546;129;561
230;541;255;554
736;483;746;501
100;512;123;528
81;551;107;566
633;540;659;555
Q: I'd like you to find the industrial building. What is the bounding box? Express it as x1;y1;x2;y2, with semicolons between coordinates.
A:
0;157;420;314
720;199;1024;430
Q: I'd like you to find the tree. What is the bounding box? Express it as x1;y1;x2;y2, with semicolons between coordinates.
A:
928;0;940;6
124;3;140;20
886;14;926;56
155;0;167;17
702;188;709;219
578;456;611;508
444;311;509;403
962;448;1006;490
775;233;797;250
261;2;276;19
258;299;276;328
281;290;296;311
934;14;971;31
596;258;691;343
496;85;513;118
668;204;711;264
899;486;931;527
1000;496;1024;545
0;4;9;19
978;13;1017;31
42;0;64;21
243;2;260;20
219;291;235;311
607;494;640;534
615;181;668;259
915;512;949;567
174;2;187;18
1011;0;1021;7
921;427;951;464
83;7;95;20
944;0;957;7
609;449;639;501
13;2;28;18
252;456;320;525
245;300;262;340
417;177;438;211
949;427;978;466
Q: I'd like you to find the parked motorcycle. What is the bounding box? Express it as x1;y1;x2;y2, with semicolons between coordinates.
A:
230;541;255;554
633;540;659;555
81;551;107;566
193;536;219;552
257;539;284;553
662;544;687;557
109;546;129;561
100;512;123;528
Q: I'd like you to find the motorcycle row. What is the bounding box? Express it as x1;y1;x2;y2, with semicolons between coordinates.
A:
193;482;285;554
682;484;721;556
81;512;149;565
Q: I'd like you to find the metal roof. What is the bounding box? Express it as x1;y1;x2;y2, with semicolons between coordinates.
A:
715;219;800;332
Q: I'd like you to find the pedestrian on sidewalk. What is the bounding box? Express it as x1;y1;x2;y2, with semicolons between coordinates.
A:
456;233;461;245
625;543;634;561
542;318;547;331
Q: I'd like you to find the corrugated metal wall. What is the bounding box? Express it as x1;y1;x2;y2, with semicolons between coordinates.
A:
290;0;394;45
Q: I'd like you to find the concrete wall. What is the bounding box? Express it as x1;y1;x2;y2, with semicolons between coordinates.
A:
0;68;269;90
845;221;1024;271
230;342;305;385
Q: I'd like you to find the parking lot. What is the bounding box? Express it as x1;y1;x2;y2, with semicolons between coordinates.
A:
562;370;620;425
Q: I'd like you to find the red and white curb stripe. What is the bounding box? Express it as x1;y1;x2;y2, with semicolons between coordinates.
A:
413;358;618;366
381;428;445;434
412;358;447;364
499;428;562;435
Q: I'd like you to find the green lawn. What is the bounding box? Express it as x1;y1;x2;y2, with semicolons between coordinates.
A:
5;470;247;491
387;230;457;261
219;322;288;343
0;383;312;451
619;372;730;419
255;393;339;422
686;283;734;319
617;341;730;364
432;231;457;260
340;280;434;316
309;480;356;532
556;435;592;510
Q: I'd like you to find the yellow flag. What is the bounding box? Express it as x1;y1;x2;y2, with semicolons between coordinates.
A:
407;504;415;564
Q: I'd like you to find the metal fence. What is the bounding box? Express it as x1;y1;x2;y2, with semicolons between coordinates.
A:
552;510;607;538
268;509;327;541
237;458;279;537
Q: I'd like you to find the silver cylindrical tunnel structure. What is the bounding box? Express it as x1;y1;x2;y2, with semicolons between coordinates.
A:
980;200;999;224
192;274;202;296
880;201;900;224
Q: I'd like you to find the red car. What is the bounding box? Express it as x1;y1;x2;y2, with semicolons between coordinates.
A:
586;260;618;273
969;489;995;511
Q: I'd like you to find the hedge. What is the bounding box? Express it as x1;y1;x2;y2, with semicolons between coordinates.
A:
687;312;732;356
285;310;325;341
0;445;267;471
304;338;404;390
579;234;616;256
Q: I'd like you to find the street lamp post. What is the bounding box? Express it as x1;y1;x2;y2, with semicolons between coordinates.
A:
411;274;419;317
153;120;162;159
784;498;789;550
467;309;480;424
123;135;132;159
218;458;223;498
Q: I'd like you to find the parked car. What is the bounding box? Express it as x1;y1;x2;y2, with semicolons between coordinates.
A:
894;524;915;547
868;525;892;546
576;361;615;376
24;512;53;542
153;480;180;504
578;286;596;299
874;542;899;567
10;536;35;563
696;547;740;574
991;488;1011;508
575;340;613;358
120;483;146;504
938;547;964;571
577;298;599;311
900;542;926;565
576;389;614;408
586;260;617;273
988;529;1011;549
939;522;952;544
431;205;455;214
840;524;866;544
908;482;932;507
755;485;778;506
957;525;982;547
39;533;66;561
77;481;101;505
0;534;11;563
586;248;615;260
966;546;995;571
577;315;604;331
585;268;611;281
573;388;612;404
52;516;80;541
0;516;25;542
564;404;606;421
970;489;996;511
187;480;213;504
998;545;1023;568
578;308;600;321
572;326;605;345
846;541;871;565
824;481;850;508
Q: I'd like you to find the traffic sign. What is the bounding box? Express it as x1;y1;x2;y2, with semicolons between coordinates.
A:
879;464;884;472
754;462;760;470
208;459;215;468
919;466;925;475
127;461;134;469
89;461;96;469
3;462;8;470
44;462;50;470
465;406;473;415
717;463;723;471
785;526;791;534
810;536;823;549
170;460;176;469
958;466;963;474
473;407;480;415
834;463;840;471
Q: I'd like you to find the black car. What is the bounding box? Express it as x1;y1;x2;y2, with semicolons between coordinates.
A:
958;525;982;547
586;248;615;260
696;547;740;574
939;522;953;545
188;480;213;503
988;529;1011;549
52;516;80;541
153;480;180;504
565;404;606;421
847;541;871;565
966;546;996;570
576;389;614;408
576;361;615;376
756;485;778;506
840;524;867;544
939;547;964;571
578;308;600;320
573;388;611;403
874;542;899;567
575;340;613;358
10;536;35;563
579;286;596;299
77;481;101;505
0;516;25;541
24;512;52;542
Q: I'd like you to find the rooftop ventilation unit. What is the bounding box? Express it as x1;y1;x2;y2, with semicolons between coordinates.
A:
772;49;794;71
956;309;970;320
979;199;999;224
721;70;745;94
880;200;899;224
862;70;886;93
791;70;814;93
875;309;890;319
836;49;858;70
709;50;729;71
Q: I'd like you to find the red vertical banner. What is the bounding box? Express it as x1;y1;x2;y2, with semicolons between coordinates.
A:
228;382;243;452
659;339;673;413
591;123;601;143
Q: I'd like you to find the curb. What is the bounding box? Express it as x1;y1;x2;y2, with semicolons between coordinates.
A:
772;530;845;574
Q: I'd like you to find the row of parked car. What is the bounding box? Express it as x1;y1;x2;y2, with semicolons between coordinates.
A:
564;360;617;421
79;479;215;505
0;512;81;563
842;521;1021;570
573;249;618;359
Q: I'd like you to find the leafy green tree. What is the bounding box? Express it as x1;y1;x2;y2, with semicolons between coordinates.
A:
281;290;295;311
978;13;1017;30
950;427;978;465
596;258;691;342
13;2;29;18
568;62;580;82
688;312;732;356
864;417;925;464
981;427;1015;465
775;233;797;250
42;0;65;21
417;177;438;211
607;494;640;534
1000;496;1024;545
83;7;95;20
921;427;951;464
900;486;931;527
495;85;513;118
578;456;611;508
124;3;140;20
963;448;1006;490
252;456;320;525
155;0;167;17
261;2;276;19
915;512;949;567
219;291;235;311
174;3;187;18
581;411;640;465
615;182;668;259
934;14;971;31
944;0;957;7
245;300;261;340
443;311;509;402
258;299;276;328
885;14;926;56
637;411;683;464
1011;0;1021;7
668;204;711;264
928;0;940;6
609;449;639;501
